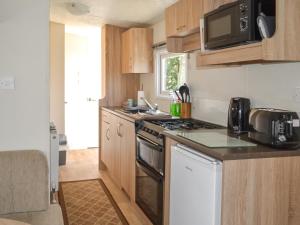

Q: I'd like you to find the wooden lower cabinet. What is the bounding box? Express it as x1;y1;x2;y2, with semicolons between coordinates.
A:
100;110;136;200
164;137;300;225
101;119;112;170
119;118;136;200
222;157;300;225
110;115;121;186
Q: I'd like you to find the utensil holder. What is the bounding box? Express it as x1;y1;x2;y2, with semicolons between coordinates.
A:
181;103;191;119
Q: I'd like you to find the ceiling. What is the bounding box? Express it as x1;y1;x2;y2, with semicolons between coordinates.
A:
50;0;176;27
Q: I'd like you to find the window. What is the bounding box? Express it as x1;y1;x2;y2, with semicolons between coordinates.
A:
155;47;187;98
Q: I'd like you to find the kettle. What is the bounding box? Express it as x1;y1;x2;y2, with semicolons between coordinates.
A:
228;97;251;134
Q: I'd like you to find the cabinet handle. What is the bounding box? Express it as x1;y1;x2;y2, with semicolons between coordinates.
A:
117;123;120;136
106;128;110;141
119;123;123;137
117;123;123;137
176;25;186;31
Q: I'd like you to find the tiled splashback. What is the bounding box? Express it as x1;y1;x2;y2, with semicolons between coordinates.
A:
141;51;300;126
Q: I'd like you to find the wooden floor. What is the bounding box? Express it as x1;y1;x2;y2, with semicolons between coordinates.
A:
59;149;147;225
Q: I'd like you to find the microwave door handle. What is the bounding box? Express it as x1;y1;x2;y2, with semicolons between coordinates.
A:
286;118;293;137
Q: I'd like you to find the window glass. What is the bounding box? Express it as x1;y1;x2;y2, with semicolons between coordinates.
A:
155;47;187;98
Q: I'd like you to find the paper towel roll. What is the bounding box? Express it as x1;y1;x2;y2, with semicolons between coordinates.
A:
138;91;146;106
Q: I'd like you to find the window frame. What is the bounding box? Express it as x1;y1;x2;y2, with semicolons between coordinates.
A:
154;46;188;99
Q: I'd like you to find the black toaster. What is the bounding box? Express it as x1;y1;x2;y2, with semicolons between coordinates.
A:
248;108;300;149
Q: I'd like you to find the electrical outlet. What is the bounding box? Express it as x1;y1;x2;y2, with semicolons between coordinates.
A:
293;87;300;102
0;77;15;90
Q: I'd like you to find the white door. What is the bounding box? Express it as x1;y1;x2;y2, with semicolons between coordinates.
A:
65;26;101;150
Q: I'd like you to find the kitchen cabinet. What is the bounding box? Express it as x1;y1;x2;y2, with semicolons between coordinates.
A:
119;118;135;200
101;111;112;171
164;137;300;225
165;0;203;53
101;25;140;107
165;0;202;37
197;0;300;66
110;115;121;186
165;3;178;38
121;28;153;74
100;109;136;200
203;0;237;14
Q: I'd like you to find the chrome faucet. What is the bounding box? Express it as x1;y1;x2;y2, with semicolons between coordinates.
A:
141;97;158;111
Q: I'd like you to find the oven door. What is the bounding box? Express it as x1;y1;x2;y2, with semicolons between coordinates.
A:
136;134;164;175
136;161;163;225
204;2;248;49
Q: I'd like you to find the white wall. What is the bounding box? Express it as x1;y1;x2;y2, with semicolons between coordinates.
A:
141;20;300;126
0;0;50;157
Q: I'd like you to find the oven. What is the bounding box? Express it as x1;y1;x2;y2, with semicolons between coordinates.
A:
136;161;163;225
135;119;224;225
136;134;164;175
136;124;164;225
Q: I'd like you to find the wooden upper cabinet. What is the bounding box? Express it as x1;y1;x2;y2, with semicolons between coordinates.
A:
121;28;153;74
203;0;237;14
165;4;178;37
165;0;203;38
187;0;203;32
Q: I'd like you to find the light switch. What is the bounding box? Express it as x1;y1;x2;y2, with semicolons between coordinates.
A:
0;77;15;90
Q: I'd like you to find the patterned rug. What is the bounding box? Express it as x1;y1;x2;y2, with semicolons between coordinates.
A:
59;179;129;225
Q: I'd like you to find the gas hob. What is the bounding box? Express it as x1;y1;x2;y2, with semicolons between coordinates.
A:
146;119;223;131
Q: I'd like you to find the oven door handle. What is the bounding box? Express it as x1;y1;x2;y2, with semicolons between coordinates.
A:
137;134;162;150
136;161;163;181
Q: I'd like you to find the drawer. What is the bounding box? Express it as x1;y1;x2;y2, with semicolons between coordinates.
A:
101;110;112;123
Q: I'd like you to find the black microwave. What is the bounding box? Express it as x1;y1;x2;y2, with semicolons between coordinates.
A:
204;0;275;50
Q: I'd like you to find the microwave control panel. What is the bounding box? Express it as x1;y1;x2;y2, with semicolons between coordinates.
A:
239;1;249;32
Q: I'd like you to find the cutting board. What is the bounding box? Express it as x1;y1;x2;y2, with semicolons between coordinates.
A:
178;131;257;148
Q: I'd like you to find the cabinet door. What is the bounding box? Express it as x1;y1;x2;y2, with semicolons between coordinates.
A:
165;3;178;37
122;28;153;74
119;118;136;200
100;119;112;170
110;115;121;186
176;0;188;34
186;0;203;32
203;0;237;14
165;0;203;38
132;28;153;73
122;30;133;73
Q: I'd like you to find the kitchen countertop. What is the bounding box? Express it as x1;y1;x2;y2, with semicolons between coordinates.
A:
102;106;300;160
101;106;171;122
163;129;300;161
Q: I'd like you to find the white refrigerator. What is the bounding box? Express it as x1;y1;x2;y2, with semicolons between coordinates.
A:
170;144;222;225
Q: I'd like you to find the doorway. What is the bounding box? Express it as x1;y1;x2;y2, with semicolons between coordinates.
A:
64;25;101;150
